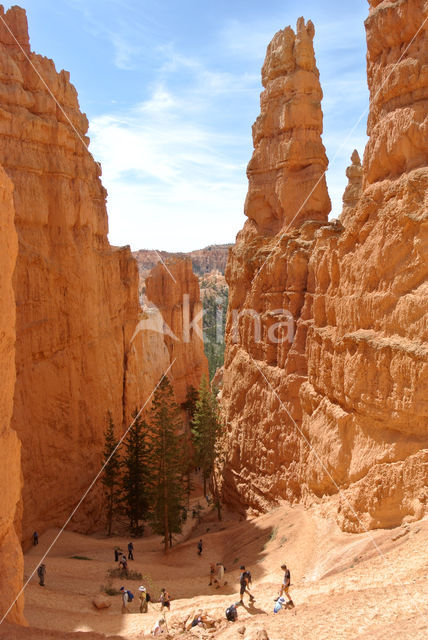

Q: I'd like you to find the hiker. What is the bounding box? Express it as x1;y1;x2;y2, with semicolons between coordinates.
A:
33;531;38;546
225;603;238;622
279;563;294;607
119;554;128;577
191;610;206;628
128;541;134;560
37;563;46;587
208;562;216;586
216;562;226;587
120;586;133;613
114;547;122;562
159;588;171;610
138;586;148;613
239;565;254;604
197;539;203;555
151;618;166;635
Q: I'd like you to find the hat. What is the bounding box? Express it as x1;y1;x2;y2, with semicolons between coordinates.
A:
120;586;124;591
138;586;146;592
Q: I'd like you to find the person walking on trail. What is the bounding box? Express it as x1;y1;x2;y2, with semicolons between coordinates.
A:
127;541;134;560
279;563;294;607
138;586;148;613
37;563;46;586
159;588;171;611
119;554;128;577
120;586;132;613
197;539;203;555
114;547;122;562
33;531;38;546
239;565;254;605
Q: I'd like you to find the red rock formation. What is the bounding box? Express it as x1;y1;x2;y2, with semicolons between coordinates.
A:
0;5;148;544
340;149;362;225
220;2;428;531
133;244;231;281
300;0;428;531
0;165;24;623
246;17;330;234
220;18;331;513
145;259;209;405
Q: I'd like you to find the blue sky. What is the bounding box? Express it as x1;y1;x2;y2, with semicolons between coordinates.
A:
13;1;369;251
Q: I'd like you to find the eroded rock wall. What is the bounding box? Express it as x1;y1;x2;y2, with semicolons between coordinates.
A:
220;18;332;513
0;5;146;543
145;259;209;406
300;0;428;531
221;2;428;531
0;164;24;623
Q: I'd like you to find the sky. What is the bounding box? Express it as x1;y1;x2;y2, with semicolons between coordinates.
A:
10;1;370;252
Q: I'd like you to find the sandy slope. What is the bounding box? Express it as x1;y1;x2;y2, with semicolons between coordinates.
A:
1;500;427;640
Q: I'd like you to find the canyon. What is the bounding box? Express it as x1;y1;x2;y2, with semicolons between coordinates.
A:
0;3;206;623
0;0;427;635
220;0;428;533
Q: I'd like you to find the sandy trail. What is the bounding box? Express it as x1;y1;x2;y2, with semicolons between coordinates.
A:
2;502;428;639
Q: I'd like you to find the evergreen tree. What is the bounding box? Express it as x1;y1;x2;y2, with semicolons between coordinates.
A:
121;410;150;535
101;412;121;536
191;376;223;518
148;376;185;552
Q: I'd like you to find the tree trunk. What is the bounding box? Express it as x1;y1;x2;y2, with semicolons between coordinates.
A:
212;470;222;521
203;472;207;497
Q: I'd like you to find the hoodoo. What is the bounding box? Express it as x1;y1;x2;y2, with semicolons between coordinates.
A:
220;17;333;513
220;0;428;531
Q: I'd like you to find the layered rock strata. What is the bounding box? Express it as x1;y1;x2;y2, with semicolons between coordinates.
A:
0;5;159;544
145;259;209;406
0;165;24;623
220;2;428;531
220;18;332;512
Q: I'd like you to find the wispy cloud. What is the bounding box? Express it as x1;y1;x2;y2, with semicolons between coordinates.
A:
89;49;253;251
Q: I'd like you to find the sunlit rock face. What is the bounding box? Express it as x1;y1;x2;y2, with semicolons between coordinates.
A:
220;1;428;532
245;17;330;235
0;5;149;544
0;163;24;624
220;17;332;514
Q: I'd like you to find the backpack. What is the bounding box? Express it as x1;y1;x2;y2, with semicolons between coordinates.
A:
127;590;134;602
225;606;237;622
146;592;151;602
245;570;252;584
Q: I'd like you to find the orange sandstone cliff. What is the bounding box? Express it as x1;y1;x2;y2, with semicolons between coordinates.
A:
220;17;332;512
0;4;181;547
220;2;428;531
145;259;209;406
0;165;24;623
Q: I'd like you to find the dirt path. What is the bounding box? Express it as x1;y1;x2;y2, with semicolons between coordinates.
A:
2;504;428;639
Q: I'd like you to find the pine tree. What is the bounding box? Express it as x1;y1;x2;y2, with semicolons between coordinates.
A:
121;410;150;535
101;412;121;536
148;376;185;552
192;376;223;518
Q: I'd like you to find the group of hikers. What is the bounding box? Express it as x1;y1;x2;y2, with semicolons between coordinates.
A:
33;531;294;631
